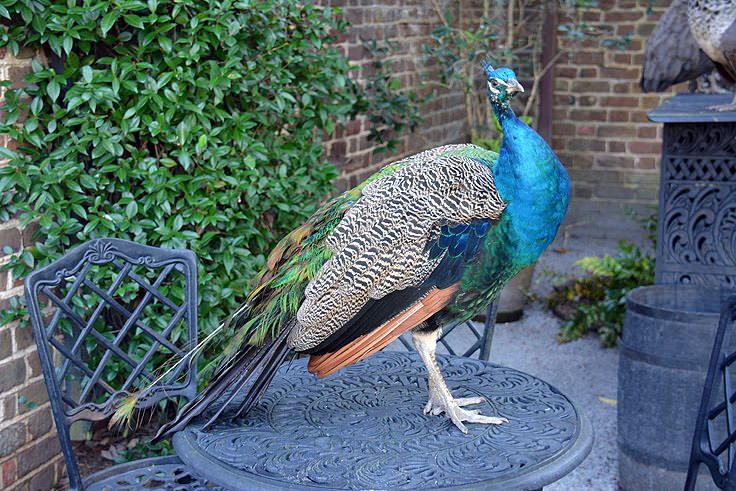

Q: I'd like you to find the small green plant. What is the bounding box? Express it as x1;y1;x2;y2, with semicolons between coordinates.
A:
551;242;655;347
547;208;657;347
117;438;175;463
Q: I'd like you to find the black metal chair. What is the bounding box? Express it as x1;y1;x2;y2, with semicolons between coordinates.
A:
685;293;736;490
24;238;219;490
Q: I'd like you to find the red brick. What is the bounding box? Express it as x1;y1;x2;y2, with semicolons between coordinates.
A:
16;434;61;478
0;423;25;459
578;125;594;136
557;67;577;78
553;122;576;136
14;324;34;351
636;23;656;37
601;96;639;108
605;10;643;22
630;110;652;123
596;154;635;168
572;52;604;65
613;53;632;64
597;124;637;138
629;141;661;154
2;460;16;488
613;82;631;94
2;395;16;421
7;66;32;91
578;95;598;106
0;328;10;359
569;109;607;121
27;406;53;440
0;228;21;253
637;126;657;139
28;464;57;491
0;358;25;393
637;157;657;169
608;141;626;152
579;68;597;78
568;138;606;152
610;110;629;122
572;80;610;93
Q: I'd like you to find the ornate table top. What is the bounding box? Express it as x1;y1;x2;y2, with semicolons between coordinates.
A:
173;351;593;490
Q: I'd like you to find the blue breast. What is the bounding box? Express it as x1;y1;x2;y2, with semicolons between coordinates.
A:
492;114;570;266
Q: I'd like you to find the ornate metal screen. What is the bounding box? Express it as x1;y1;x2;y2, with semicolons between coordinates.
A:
648;94;736;287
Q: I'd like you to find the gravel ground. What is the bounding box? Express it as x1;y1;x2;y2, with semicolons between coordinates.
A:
492;237;621;490
490;303;619;490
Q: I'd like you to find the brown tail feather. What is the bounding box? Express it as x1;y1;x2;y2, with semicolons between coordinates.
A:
308;283;460;377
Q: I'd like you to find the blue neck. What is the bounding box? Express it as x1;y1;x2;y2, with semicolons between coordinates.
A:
491;103;570;265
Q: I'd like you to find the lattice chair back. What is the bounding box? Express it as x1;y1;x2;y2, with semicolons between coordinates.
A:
24;238;199;490
395;301;497;360
685;293;736;490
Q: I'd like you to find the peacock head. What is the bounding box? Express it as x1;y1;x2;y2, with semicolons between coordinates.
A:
480;61;524;108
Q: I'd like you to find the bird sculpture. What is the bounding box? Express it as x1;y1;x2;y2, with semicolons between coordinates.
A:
115;63;570;437
641;0;736;111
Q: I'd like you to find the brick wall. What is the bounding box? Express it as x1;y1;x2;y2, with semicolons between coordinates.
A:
553;0;680;241
0;50;65;490
321;0;472;192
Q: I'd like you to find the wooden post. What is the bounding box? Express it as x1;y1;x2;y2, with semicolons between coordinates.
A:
539;5;556;144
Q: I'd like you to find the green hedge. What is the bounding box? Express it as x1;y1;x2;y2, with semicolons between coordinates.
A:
0;1;417;343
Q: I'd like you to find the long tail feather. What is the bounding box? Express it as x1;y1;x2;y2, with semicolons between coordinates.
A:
109;322;226;430
152;319;295;442
199;324;293;431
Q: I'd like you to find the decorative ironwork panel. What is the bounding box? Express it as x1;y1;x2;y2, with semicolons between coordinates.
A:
649;96;736;286
174;352;593;490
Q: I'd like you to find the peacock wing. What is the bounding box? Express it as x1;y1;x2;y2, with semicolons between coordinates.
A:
718;18;736;81
641;0;714;92
286;145;506;360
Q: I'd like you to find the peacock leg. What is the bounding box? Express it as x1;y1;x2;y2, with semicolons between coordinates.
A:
411;325;508;434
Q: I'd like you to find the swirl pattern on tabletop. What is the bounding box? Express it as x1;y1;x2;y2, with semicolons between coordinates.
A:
183;352;581;489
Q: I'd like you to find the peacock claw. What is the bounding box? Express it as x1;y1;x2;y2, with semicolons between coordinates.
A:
423;392;508;433
709;103;736;112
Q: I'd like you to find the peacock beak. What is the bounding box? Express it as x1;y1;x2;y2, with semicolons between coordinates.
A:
507;79;524;93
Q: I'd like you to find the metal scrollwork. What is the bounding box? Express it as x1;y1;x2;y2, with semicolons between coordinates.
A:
657;121;736;285
182;352;582;489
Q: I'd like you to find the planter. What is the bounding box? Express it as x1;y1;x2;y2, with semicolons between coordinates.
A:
618;284;723;491
496;264;535;323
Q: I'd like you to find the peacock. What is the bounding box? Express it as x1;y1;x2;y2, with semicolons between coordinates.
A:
115;63;570;437
641;0;736;110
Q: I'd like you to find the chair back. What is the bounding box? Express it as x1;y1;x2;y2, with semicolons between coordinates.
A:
685;293;736;490
24;238;199;490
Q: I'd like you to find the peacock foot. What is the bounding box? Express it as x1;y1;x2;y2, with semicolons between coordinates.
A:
709;103;736;112
423;392;508;434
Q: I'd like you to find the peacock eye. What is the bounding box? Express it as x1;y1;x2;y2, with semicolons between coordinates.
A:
490;79;499;88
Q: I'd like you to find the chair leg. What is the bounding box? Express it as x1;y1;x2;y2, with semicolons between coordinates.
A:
479;300;498;361
684;460;698;491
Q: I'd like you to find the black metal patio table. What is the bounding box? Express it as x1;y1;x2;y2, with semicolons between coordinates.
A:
172;351;593;490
